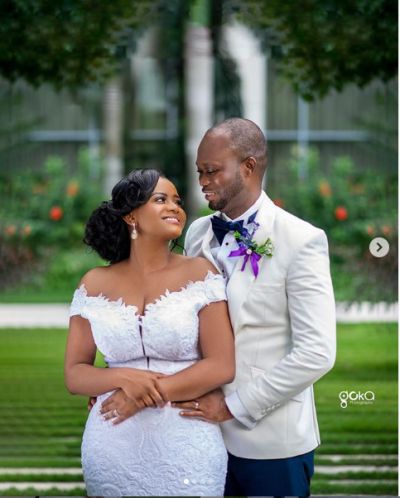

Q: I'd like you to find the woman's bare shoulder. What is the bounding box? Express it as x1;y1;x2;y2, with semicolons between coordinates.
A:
173;254;220;281
79;262;125;295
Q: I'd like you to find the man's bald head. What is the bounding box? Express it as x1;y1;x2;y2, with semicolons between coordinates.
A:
205;118;267;179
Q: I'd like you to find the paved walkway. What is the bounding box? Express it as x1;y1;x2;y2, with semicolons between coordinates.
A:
0;304;69;327
335;302;398;323
0;302;397;327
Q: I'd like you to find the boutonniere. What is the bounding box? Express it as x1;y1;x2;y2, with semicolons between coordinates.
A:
228;219;273;277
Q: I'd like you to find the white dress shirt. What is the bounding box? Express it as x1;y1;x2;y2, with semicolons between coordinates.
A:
210;192;265;280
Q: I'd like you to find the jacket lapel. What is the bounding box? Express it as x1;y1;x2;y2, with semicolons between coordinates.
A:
226;194;277;328
200;219;222;272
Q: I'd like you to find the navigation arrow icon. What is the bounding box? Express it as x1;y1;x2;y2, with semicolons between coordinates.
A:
369;237;389;258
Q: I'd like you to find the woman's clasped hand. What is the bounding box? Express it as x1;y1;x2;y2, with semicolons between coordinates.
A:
100;370;168;425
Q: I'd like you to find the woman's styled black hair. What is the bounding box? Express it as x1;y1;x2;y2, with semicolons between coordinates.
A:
84;169;162;263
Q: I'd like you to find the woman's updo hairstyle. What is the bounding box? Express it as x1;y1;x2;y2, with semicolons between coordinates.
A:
84;169;161;263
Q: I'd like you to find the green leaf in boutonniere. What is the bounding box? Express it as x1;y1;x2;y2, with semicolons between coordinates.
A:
230;231;274;277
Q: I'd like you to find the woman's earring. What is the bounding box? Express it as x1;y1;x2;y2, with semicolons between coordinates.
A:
131;222;138;240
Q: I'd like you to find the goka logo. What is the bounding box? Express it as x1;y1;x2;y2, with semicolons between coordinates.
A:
339;390;375;408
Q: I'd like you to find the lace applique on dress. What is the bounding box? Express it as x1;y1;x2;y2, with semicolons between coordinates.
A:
68;271;227;364
69;284;87;317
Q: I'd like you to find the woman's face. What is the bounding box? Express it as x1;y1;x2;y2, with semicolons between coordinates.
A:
131;177;186;241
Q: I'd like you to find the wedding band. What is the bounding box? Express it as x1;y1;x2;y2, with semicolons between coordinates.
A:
113;409;119;417
194;401;200;410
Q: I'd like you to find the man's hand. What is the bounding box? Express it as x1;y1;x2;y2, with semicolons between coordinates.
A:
172;389;233;423
100;389;147;425
87;397;97;411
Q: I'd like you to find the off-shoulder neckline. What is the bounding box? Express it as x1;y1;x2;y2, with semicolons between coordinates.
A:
74;270;224;318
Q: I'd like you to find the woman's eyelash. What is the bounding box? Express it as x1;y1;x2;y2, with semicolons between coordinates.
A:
154;196;183;206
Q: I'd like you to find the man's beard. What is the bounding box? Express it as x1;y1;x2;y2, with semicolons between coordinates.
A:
208;171;244;212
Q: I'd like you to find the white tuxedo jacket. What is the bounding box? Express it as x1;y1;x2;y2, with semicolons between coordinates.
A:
185;193;336;459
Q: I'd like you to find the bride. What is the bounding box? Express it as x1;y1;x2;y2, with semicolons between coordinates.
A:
64;168;235;496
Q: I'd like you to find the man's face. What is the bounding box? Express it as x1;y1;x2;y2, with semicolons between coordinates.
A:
196;132;245;216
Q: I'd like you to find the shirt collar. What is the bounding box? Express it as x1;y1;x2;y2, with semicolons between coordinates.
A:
221;191;265;224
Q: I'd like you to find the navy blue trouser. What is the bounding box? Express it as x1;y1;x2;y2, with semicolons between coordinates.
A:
224;450;314;497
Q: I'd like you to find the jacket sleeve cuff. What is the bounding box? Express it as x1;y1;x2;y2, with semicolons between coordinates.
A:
225;391;257;429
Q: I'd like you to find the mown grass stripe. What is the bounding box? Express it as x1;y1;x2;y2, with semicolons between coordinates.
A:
0;459;81;468
311;480;397;494
0;448;80;457
0;475;84;483
0;429;84;436
316;444;397;455
0;483;85;494
320;434;397;442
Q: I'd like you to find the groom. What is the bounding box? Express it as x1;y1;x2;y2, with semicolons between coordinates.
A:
174;118;336;496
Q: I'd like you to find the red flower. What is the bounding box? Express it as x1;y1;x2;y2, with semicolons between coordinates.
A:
381;225;392;236
350;184;365;194
32;183;47;194
334;206;348;221
22;225;32;236
366;225;375;236
49;206;63;221
318;180;332;197
5;225;16;236
273;198;284;208
66;181;79;197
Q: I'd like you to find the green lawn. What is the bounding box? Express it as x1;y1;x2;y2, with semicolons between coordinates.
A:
313;323;397;495
0;323;397;495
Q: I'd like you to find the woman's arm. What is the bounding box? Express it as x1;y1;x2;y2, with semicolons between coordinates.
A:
64;315;166;406
157;299;235;401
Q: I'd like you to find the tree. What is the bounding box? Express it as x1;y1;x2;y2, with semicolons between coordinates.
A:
0;0;397;99
234;0;397;100
0;0;156;88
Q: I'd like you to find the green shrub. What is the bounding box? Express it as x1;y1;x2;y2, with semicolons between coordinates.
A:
275;148;396;250
271;147;397;302
0;148;104;289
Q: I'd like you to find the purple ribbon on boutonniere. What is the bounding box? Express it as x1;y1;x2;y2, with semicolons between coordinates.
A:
227;211;274;277
229;246;262;277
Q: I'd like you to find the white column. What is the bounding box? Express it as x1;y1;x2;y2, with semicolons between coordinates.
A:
297;96;310;181
184;24;213;216
103;76;124;196
223;21;266;131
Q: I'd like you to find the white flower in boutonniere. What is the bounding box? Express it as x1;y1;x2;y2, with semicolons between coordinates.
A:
228;229;274;278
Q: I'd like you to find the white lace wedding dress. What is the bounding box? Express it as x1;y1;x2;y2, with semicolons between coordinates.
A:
69;271;228;497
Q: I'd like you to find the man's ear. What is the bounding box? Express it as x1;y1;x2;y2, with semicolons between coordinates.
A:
242;156;257;176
